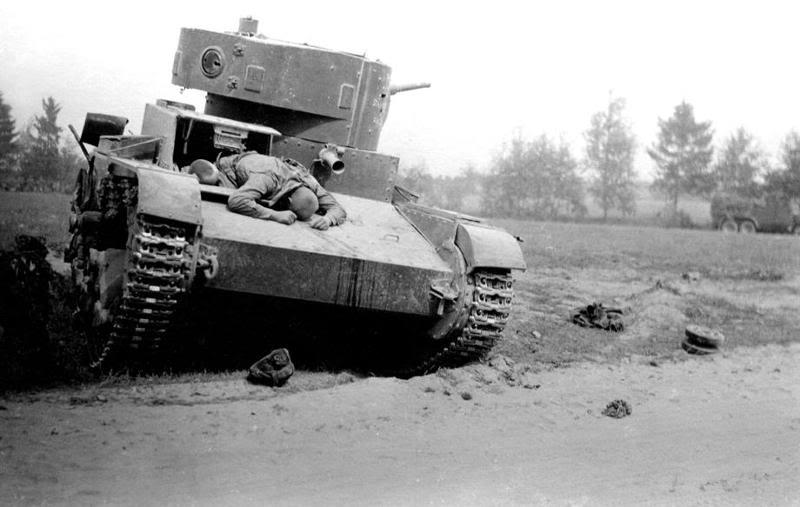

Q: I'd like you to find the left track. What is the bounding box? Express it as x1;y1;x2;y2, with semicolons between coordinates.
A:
90;206;198;369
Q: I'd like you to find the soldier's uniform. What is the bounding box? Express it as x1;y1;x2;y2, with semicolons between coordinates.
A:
218;153;346;226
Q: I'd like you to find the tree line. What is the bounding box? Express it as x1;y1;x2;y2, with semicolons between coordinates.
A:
398;96;800;224
3;89;799;225
0;92;83;193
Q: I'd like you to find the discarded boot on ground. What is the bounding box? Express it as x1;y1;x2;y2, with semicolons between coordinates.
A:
247;348;294;387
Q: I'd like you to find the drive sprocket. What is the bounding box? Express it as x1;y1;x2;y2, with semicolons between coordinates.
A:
393;269;514;377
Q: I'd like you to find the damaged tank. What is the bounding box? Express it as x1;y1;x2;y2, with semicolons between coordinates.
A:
65;18;526;376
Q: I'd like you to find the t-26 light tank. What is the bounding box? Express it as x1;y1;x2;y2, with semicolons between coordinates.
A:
66;18;526;376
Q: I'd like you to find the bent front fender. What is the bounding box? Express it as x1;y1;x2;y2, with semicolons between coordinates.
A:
455;223;526;272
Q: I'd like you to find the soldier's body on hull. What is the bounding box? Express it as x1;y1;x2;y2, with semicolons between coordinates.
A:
187;153;346;231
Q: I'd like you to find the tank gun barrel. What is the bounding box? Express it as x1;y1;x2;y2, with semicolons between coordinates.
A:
389;82;431;95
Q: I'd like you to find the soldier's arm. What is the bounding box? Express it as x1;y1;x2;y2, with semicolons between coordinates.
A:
313;184;347;227
227;174;296;224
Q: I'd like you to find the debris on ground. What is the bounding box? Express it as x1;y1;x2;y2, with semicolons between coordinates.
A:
247;348;295;387
486;355;520;385
431;354;539;391
682;325;725;355
69;394;108;406
481;355;539;387
681;271;701;282
602;399;632;418
572;303;624;332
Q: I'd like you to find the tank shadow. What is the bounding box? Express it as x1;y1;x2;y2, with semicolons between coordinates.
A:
181;288;435;376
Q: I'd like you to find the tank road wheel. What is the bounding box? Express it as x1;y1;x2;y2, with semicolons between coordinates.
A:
738;219;757;234
719;218;738;233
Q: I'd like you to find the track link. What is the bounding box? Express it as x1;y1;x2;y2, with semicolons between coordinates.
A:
91;215;196;369
399;270;514;377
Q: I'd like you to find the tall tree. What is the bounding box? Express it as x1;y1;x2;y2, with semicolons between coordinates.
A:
764;131;800;198
483;131;529;217
584;95;637;220
395;161;434;196
434;165;480;212
0;91;16;164
485;132;585;219
713;127;767;196
647;101;714;213
19;97;64;182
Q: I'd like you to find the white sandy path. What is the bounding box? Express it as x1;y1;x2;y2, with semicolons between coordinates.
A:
1;344;799;506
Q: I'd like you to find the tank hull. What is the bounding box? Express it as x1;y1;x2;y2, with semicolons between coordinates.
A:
199;193;452;316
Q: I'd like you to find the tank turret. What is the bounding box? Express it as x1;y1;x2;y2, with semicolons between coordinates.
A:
172;18;394;151
167;18;433;200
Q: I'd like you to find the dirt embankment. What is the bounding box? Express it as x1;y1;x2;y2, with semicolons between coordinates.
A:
1;344;798;505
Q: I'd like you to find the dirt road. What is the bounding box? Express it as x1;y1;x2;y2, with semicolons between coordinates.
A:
2;344;798;505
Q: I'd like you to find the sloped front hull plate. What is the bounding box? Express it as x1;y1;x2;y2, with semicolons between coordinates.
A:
200;194;451;316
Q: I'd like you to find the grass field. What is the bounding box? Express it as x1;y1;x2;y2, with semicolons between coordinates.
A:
1;190;798;387
458;183;713;228
491;217;800;367
0;191;71;250
494;218;800;275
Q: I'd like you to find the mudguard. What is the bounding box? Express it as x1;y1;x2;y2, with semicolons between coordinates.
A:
455;223;526;272
132;163;203;225
395;201;525;272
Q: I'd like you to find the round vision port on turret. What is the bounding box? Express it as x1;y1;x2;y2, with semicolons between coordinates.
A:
201;47;225;78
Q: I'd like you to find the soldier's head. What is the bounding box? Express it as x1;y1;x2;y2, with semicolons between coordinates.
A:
188;159;219;185
288;186;319;220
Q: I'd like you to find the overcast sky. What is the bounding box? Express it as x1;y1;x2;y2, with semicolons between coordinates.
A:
1;0;798;178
